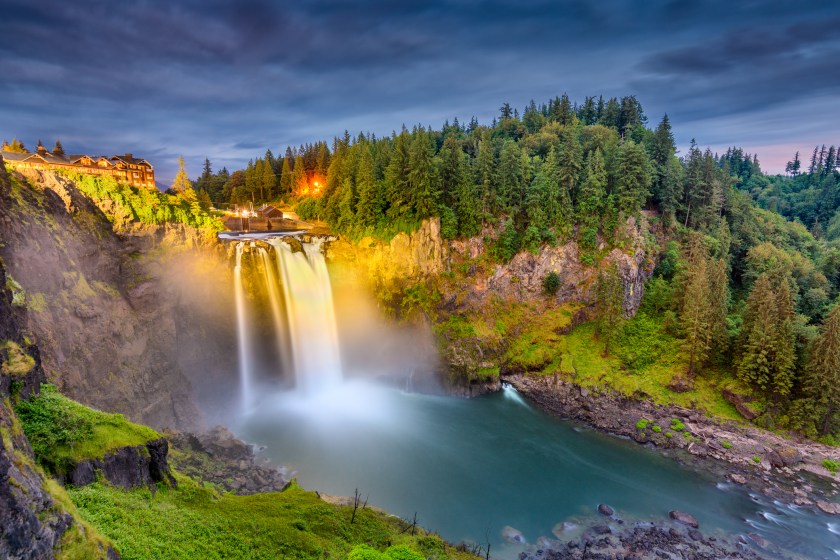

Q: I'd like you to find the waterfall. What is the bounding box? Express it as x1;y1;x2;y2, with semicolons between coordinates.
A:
233;242;255;410
232;236;343;408
268;238;343;394
258;247;293;376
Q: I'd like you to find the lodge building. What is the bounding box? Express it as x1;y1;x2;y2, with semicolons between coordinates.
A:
2;143;155;189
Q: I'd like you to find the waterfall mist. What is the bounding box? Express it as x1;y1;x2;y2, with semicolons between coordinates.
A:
227;235;440;419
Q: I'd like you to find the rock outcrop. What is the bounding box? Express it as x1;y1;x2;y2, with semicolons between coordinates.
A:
64;438;176;490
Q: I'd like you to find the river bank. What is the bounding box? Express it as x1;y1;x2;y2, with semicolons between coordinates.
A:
503;373;840;517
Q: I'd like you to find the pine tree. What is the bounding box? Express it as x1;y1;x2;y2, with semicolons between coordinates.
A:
594;261;625;356
455;151;480;237
803;304;840;434
292;155;306;195
262;154;277;201
384;130;411;220
408;131;439;219
556;126;582;222
475;132;496;219
682;254;711;375
279;157;292;196
706;258;730;360
577;149;607;249
53;140;65;156
354;143;379;229
614;140;651;216
497;140;522;211
253;159;266;201
171;155;192;194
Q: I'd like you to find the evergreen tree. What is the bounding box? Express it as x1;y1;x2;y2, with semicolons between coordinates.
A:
53;140;64;156
706;258;730;360
614;140;651;216
497;139;522;211
253;158;266;201
556;126;582;222
171;155;192;194
577;148;607;249
803;304;840;434
292;155;306;194
354;143;379;229
408;131;439;219
262;153;277;201
682;252;711;375
6;138;27;153
279;157;293;196
594;261;624;356
475;132;496;219
454;151;481;237
384;130;411;220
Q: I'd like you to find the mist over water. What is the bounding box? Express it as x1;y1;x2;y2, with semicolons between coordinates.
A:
227;236;839;560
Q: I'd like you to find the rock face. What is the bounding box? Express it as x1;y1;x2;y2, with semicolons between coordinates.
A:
0;167;233;431
451;216;656;316
0;211;117;559
64;438;176;489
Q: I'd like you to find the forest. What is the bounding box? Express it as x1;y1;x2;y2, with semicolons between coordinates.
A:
190;94;840;441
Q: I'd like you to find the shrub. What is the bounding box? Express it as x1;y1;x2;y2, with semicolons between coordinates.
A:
752;456;761;464
822;459;839;475
652;425;662;433
670;419;685;432
295;197;322;221
721;440;733;449
614;313;670;371
665;432;673;438
543;271;561;295
635;419;650;430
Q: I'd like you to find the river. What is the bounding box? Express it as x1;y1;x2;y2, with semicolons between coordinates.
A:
237;380;839;559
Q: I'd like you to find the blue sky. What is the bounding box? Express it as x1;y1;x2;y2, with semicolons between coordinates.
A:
1;0;838;183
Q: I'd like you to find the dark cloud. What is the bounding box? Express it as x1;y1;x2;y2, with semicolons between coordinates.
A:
0;0;838;181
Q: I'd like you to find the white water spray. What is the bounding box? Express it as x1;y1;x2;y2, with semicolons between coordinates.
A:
267;238;342;394
233;242;255;410
258;247;293;375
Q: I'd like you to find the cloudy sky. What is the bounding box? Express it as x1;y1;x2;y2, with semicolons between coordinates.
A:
1;0;838;183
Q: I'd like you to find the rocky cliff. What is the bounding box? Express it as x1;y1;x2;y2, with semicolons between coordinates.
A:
0;160;116;558
0;165;236;430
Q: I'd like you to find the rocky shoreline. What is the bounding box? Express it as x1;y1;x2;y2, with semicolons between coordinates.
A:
503;373;840;517
515;506;768;560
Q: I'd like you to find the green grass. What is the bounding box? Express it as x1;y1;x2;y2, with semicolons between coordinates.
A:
502;303;580;373
68;479;473;560
822;459;839;475
15;384;160;474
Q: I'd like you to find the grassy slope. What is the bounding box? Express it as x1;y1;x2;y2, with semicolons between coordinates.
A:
69;478;470;560
14;388;474;560
15;385;161;471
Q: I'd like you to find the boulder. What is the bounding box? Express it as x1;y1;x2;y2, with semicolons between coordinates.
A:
816;501;840;515
501;525;526;544
65;438;176;490
597;503;615;516
668;510;699;528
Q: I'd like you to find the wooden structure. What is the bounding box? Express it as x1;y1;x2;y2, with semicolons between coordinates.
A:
2;144;155;188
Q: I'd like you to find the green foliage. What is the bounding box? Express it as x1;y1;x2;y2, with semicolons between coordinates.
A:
665;432;673;438
614;313;671;371
15;385;160;474
542;271;560;295
635;419;650;430
652;425;662;433
490;219;521;262
296;197;323;221
669;419;685;432
752;455;762;464
822;459;839;475
721;440;733;449
68;480;466;560
65;172;223;231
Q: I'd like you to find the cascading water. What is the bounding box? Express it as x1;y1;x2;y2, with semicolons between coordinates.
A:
233;242;255;410
258;247;293;376
268;238;342;394
233;236;343;407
